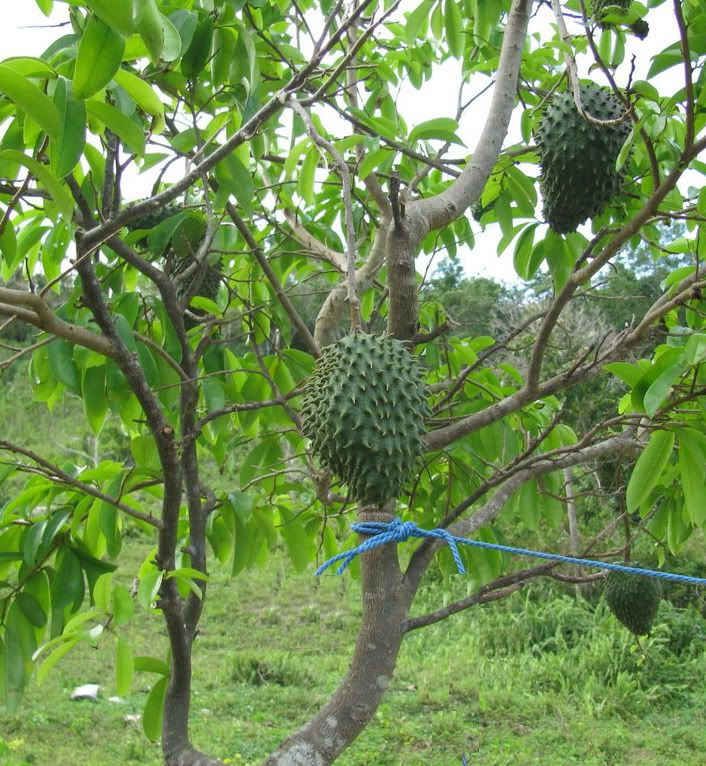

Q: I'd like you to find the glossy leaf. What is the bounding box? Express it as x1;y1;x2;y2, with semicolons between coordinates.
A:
181;17;214;79
87;0;135;36
113;69;163;117
73;16;126;100
678;429;706;526
626;430;675;514
409;117;462;145
142;676;168;741
0;150;73;218
86;100;145;156
115;636;134;696
0;65;60;139
82;365;108;435
135;0;165;63
50;77;86;178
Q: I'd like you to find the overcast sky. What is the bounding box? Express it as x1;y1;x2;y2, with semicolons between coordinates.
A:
1;2;684;284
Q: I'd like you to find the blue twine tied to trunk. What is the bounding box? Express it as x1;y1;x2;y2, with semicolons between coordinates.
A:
315;518;706;586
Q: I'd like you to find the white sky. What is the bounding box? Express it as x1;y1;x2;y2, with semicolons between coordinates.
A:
1;1;686;285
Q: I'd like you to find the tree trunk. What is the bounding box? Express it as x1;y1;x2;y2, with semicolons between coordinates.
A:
262;509;412;765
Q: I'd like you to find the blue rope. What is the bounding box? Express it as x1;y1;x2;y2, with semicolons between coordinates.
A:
315;518;706;585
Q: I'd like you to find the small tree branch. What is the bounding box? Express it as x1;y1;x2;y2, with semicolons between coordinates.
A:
0;288;115;358
289;98;361;331
0;441;159;527
226;203;320;356
549;0;631;127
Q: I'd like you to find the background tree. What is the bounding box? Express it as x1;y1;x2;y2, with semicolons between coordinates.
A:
1;0;706;764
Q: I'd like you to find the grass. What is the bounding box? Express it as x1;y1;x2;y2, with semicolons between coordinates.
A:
2;536;706;766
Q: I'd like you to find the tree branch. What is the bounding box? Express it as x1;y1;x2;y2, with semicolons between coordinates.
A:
290;98;361;331
0;441;159;527
0;288;115;358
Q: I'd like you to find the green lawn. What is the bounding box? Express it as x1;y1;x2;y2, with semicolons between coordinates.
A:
2;538;706;766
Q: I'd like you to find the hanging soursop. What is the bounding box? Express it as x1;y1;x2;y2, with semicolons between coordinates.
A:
536;85;630;233
592;0;649;38
591;0;629;25
301;333;430;505
604;569;661;636
124;204;185;251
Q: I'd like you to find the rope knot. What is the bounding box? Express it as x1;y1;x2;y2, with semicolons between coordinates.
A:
389;519;418;541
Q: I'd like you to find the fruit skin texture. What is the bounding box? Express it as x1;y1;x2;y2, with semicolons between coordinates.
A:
536;85;630;234
591;0;630;26
301;333;430;505
604;569;661;636
592;0;650;38
125;205;222;312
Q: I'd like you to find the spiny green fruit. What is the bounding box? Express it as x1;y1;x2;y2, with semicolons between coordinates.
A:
165;252;222;324
301;333;430;505
592;0;649;38
592;0;629;25
536;85;630;233
124;204;185;250
604;569;661;636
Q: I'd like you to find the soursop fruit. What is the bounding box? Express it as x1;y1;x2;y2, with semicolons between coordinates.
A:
301;333;430;505
536;85;630;233
591;0;629;25
604;569;661;636
124;204;185;251
592;0;649;38
128;204;222;311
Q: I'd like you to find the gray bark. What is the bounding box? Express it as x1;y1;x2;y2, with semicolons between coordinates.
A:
262;510;412;766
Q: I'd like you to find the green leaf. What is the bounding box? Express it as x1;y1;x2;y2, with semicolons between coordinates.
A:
142;676;168;741
222;155;254;215
82;365;108;435
626;430;675;513
37;637;80;683
358;146;395;181
678;429;706;526
0;57;56;79
115;636;134;696
52;548;85;610
519;479;540;531
409;117;463;144
112;584;135;626
130;435;161;474
277;505;312;572
86;99;145;156
0;65;60;139
685;333;706;365
603;361;643;387
643;364;682;417
160;14;183;63
0;150;74;219
50;77;86;178
47;339;80;393
444;0;464;58
134;655;169;675
0;220;18;268
113;69;163;117
181;17;214;79
135;0;165;63
73;16;126;100
212;27;237;87
406;0;434;44
16;592;46;629
34;0;53;16
86;0;135;36
512;223;537;278
298;145;318;205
